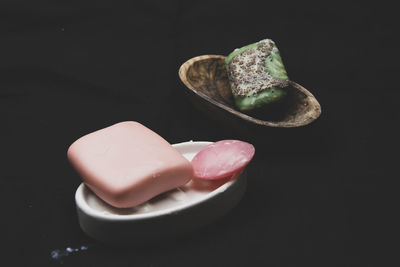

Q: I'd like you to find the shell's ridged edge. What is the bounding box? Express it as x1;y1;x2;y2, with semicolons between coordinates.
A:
178;55;321;128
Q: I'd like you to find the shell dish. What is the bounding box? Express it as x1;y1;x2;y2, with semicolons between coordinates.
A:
179;55;321;128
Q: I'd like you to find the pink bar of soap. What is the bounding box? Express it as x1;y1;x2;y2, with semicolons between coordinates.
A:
67;121;193;208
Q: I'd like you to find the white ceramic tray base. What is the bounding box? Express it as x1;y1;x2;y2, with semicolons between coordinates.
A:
75;141;247;244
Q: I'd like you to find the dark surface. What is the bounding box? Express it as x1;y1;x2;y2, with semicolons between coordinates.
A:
1;1;397;266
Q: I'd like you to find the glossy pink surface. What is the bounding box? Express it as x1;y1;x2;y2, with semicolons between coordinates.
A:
191;140;255;180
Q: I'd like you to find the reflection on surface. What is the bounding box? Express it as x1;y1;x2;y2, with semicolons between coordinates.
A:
50;245;90;263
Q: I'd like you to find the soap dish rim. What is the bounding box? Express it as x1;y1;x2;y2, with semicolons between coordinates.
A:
75;141;240;222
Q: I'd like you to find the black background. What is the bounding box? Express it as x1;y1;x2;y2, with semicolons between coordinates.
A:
1;1;398;266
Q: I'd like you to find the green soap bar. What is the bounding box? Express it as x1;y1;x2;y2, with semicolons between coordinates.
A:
225;42;258;70
265;46;288;80
226;40;289;111
234;87;287;111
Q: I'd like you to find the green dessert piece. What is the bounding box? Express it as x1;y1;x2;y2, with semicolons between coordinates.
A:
225;39;289;111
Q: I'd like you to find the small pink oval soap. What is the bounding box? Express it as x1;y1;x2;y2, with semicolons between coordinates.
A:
191;140;255;180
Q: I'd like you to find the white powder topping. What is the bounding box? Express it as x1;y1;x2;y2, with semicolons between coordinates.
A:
228;39;287;96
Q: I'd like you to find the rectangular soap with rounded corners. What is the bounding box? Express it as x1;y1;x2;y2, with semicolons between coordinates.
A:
67;121;193;208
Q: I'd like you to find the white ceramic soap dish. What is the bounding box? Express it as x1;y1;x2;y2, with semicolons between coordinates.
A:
75;141;247;244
